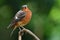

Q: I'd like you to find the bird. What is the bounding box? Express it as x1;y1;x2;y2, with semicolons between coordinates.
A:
7;5;32;36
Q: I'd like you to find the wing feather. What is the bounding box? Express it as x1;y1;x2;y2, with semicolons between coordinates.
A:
7;10;26;29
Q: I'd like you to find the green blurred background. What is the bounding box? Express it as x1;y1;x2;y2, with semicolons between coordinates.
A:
0;0;60;40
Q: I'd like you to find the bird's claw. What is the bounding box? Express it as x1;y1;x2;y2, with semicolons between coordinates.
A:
19;27;25;36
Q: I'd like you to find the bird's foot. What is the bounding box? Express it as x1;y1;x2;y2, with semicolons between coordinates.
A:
19;27;25;36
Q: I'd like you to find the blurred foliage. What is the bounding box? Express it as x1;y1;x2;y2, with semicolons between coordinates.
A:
0;0;60;40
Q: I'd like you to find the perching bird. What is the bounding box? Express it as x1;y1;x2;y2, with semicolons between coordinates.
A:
7;5;32;36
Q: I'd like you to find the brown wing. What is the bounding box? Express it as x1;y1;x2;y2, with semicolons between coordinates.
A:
7;10;26;29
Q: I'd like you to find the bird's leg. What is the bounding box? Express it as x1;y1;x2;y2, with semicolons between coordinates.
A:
19;27;21;31
19;27;24;36
18;27;24;40
20;26;25;29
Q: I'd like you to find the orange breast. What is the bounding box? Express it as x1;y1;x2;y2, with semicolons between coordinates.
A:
17;10;32;27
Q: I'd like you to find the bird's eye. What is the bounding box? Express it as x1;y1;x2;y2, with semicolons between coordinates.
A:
25;7;26;9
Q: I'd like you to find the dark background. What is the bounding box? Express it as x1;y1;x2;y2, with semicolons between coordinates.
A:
0;0;60;40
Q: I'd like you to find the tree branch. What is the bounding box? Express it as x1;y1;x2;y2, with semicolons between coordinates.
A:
18;27;40;40
18;31;22;40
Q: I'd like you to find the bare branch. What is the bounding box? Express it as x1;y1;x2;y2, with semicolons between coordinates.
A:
23;28;40;40
18;27;40;40
18;31;22;40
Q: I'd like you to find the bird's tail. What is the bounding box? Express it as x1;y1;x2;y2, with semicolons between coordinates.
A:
10;26;17;37
7;23;14;29
7;24;17;37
